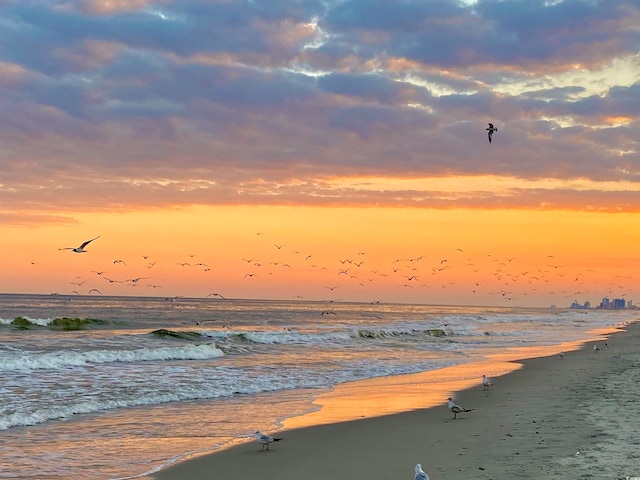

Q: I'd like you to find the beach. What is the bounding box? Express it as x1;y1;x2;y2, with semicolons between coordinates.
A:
150;321;640;480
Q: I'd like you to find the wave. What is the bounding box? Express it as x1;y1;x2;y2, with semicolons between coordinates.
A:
356;328;447;338
201;327;449;346
0;316;107;330
0;383;229;431
150;329;204;341
0;343;224;372
0;355;456;432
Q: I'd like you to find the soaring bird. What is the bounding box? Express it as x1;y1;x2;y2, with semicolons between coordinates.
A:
486;123;498;143
254;431;282;451
448;397;474;419
414;463;430;480
59;236;100;253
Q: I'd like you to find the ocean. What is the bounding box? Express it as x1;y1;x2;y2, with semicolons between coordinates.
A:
0;293;634;479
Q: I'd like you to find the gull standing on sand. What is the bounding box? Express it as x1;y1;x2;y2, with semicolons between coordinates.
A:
448;397;474;419
254;431;282;451
486;123;498;143
414;463;430;480
482;374;493;391
59;236;100;253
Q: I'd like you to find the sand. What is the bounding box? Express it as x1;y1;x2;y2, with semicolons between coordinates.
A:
149;321;640;480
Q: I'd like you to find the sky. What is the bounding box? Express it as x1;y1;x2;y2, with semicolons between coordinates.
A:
1;0;639;308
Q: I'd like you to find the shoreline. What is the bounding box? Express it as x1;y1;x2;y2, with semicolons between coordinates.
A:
148;322;639;479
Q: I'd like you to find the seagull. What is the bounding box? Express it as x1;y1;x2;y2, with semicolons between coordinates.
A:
59;236;100;253
448;397;474;419
593;344;601;352
127;277;149;284
414;463;430;480
482;374;493;391
254;431;282;451
486;123;498;143
560;351;565;360
207;292;226;300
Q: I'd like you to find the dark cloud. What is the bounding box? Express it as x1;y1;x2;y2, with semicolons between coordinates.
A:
317;72;431;105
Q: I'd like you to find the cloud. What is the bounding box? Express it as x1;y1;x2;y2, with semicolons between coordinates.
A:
0;0;639;219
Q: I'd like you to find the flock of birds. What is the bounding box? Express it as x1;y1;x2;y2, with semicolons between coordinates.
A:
54;221;635;308
51;124;507;292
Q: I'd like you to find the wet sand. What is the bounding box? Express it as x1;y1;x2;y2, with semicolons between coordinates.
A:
150;321;640;480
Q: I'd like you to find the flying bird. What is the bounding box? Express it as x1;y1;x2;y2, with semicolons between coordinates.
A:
414;463;430;480
59;236;100;253
448;397;474;419
254;431;282;451
207;292;226;300
486;123;498;143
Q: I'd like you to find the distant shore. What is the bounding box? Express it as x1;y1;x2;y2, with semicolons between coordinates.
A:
148;321;639;480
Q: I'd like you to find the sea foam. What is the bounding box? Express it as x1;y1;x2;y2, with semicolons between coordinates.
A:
0;343;224;372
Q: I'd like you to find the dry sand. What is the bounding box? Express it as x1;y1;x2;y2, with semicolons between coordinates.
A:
149;321;640;480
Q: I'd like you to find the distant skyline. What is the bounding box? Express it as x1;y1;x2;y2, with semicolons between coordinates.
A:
1;0;639;307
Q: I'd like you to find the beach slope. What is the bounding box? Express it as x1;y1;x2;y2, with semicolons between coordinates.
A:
151;322;640;480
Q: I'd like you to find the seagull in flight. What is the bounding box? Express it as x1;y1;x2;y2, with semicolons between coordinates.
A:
207;292;226;300
414;463;430;480
486;123;498;143
254;431;282;451
59;236;100;253
448;397;474;419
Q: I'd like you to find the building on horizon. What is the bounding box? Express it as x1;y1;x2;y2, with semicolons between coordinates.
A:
570;300;590;309
599;297;631;309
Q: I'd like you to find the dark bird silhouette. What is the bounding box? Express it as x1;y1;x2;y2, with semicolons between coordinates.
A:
486;123;498;143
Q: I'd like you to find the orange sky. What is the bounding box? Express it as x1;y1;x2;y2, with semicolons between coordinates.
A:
3;205;639;307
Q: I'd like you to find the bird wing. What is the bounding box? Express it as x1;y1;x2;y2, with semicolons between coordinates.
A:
79;236;100;249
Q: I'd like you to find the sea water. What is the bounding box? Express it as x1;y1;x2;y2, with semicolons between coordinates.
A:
0;294;634;479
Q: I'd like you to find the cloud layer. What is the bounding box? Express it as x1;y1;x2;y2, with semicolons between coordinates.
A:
1;0;639;220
